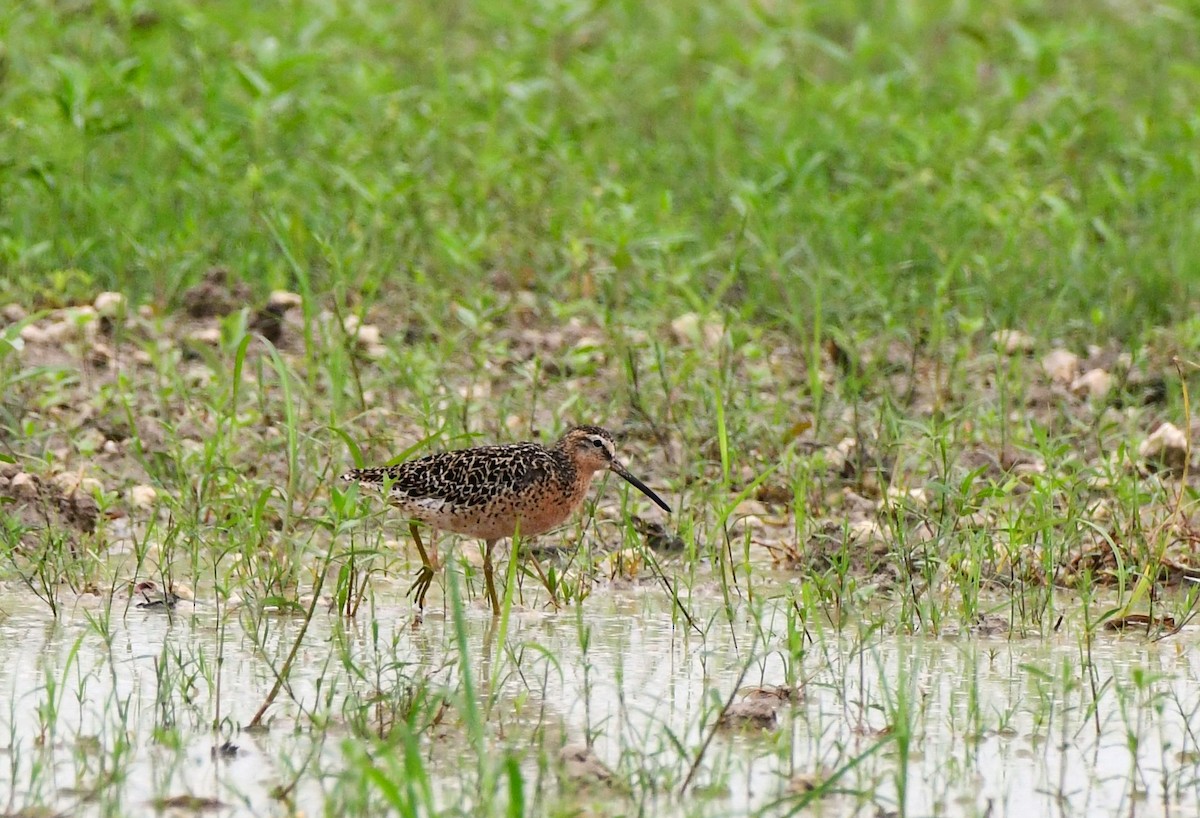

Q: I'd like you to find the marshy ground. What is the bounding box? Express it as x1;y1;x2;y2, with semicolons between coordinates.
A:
3;1;1200;816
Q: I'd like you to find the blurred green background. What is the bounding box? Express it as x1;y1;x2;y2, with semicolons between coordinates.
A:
3;0;1198;340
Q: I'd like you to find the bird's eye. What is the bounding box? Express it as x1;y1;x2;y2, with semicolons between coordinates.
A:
591;438;604;448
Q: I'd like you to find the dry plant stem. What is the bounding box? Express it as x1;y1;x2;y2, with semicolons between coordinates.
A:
329;295;367;414
641;547;703;636
520;548;559;608
248;541;337;729
680;655;755;794
1171;357;1194;517
1120;357;1195;628
1147;357;1199;639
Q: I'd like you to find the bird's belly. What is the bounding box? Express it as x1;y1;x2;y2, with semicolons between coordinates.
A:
393;488;584;541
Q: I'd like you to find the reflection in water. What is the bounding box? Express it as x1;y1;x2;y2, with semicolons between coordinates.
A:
1;589;1198;816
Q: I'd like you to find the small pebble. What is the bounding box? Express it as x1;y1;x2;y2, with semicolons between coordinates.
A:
849;519;884;542
52;473;103;495
130;485;158;509
718;698;779;730
267;290;303;310
559;743;616;785
1139;422;1189;474
1042;348;1080;384
670;312;724;350
1070;368;1112;401
353;324;381;347
10;472;38;499
739;684;802;702
19;324;49;344
187;327;222;346
992;329;1035;355
94;291;127;317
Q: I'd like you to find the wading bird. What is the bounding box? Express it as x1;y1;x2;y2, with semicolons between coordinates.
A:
342;425;672;615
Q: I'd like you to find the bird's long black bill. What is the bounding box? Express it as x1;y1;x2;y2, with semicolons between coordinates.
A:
611;461;672;513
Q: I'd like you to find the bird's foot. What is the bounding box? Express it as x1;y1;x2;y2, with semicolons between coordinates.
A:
408;565;435;610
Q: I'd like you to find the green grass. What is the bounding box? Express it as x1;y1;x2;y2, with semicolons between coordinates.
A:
4;2;1200;817
3;0;1199;339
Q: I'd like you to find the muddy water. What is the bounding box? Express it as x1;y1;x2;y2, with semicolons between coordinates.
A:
1;586;1198;817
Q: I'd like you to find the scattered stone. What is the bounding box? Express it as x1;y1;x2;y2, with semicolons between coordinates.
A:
130;485;158;509
559;743;616;786
135;580;195;609
19;324;49;345
1139;422;1189;474
632;515;685;552
43;319;80;344
718;698;778;730
211;740;240;759
52;472;103;496
87;342;115;368
1042;348;1080;384
250;291;303;343
1087;499;1111;522
187;326;222;346
882;486;928;511
2;303;27;323
992;329;1035;355
60;490;99;532
1084;343;1129;374
353;324;381;347
739;684;802;703
788;768;833;795
150;795;224;812
734;498;770;518
848;519;885;542
1104;612;1177;632
250;306;284;343
755;483;792;505
343;317;386;358
670;312;725;350
182;267;251;318
183;364;215;387
10;471;38;499
93;291;127;318
1127;371;1169;405
1070;368;1112;401
969;614;1010;636
0;461;19;479
601;548;643;580
266;290;303;310
827;437;859;476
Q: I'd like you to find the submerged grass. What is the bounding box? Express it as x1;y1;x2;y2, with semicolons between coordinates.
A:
3;0;1200;816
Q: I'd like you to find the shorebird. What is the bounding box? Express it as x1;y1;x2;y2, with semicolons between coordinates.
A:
341;425;672;615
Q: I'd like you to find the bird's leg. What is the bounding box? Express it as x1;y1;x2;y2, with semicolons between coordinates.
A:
482;539;500;616
408;522;436;610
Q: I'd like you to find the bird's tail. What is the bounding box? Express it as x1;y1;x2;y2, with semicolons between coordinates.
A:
341;467;390;485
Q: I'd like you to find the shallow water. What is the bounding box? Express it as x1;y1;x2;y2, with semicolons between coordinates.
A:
1;584;1198;817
